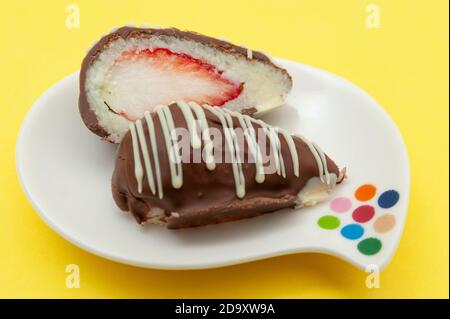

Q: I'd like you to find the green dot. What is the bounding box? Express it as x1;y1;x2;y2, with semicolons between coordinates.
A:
357;238;382;255
317;215;340;230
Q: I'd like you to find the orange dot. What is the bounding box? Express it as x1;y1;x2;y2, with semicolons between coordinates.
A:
355;184;377;201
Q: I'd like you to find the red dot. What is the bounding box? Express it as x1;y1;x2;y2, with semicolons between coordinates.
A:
352;205;375;223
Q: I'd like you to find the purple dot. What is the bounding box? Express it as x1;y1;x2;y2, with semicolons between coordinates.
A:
330;197;352;213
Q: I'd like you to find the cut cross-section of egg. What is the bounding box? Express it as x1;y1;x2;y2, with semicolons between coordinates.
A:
79;26;293;143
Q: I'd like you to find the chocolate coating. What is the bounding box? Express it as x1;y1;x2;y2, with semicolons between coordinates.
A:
79;26;290;141
112;103;340;229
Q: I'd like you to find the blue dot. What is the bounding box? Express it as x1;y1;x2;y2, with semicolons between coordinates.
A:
378;190;400;208
340;224;364;240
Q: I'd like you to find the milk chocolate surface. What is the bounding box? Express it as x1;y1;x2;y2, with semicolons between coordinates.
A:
112;103;341;229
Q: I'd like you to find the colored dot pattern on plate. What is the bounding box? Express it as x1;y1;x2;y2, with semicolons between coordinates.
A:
316;183;400;256
340;224;364;240
330;197;352;213
378;190;400;208
352;205;375;223
355;184;376;201
317;215;340;230
373;214;396;233
357;238;382;255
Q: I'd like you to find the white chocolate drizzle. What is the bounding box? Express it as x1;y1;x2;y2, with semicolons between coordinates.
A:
312;142;330;185
253;119;286;178
129;123;144;193
156;105;183;189
135;119;156;195
241;44;253;59
279;128;299;177
237;114;265;183
187;101;215;170
204;105;246;198
176;100;201;149
128;101;331;199
144;111;163;198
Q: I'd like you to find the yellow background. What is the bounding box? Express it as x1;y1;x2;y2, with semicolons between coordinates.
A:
0;0;448;298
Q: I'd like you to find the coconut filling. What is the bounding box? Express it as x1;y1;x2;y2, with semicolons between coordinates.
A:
144;207;167;225
295;167;346;207
295;175;337;208
85;35;292;143
142;207;178;225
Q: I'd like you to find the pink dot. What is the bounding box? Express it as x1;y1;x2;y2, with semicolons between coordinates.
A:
330;197;352;213
352;205;375;223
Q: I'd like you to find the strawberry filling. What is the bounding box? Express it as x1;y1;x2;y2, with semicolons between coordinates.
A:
102;48;243;121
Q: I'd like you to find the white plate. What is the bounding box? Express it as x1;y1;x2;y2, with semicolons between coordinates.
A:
16;59;410;270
